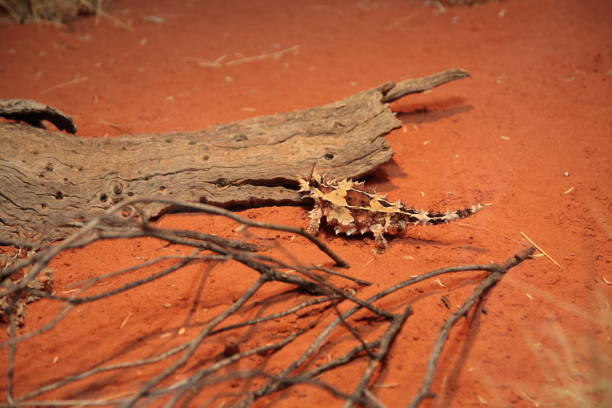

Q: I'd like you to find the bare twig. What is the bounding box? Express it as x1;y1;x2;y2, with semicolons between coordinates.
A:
314;264;373;286
334;304;377;360
346;304;413;408
161;328;307;405
406;247;536;408
232;247;536;407
120;277;267;408
6;303;17;406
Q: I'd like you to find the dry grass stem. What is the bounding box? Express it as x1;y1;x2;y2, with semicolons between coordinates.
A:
187;45;300;69
520;231;562;269
39;76;88;95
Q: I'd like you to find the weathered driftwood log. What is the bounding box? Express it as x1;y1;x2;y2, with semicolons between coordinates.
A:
0;98;77;133
0;69;469;242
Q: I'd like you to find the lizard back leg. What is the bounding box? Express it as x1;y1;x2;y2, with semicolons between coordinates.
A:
307;205;323;235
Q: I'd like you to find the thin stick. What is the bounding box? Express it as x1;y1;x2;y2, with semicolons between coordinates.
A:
120;277;267;407
314;265;373;286
407;247;535;408
384;13;416;30
1;196;347;300
119;311;132;329
210;296;339;335
123;197;348;267
6;302;17;406
15;341;192;402
97;10;133;31
520;231;561;269
225;45;299;66
334;305;377;360
161;330;306;405
185;55;226;68
345;305;413;408
233;252;531;407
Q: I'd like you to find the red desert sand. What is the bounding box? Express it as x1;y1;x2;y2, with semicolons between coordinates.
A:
1;1;610;407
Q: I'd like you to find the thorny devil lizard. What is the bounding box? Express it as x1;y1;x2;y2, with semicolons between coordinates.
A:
299;174;488;251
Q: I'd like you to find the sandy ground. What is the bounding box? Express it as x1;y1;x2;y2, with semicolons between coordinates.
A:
1;0;611;407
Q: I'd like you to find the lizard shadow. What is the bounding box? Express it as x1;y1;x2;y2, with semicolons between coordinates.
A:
317;226;447;248
355;161;407;198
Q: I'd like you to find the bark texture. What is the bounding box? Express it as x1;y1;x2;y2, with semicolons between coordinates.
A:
0;69;469;242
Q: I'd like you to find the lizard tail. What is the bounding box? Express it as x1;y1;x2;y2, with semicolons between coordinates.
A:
400;203;489;225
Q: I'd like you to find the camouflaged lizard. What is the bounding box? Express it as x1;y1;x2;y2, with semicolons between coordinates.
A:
299;174;486;250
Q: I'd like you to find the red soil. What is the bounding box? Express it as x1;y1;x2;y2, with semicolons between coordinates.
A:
1;0;610;407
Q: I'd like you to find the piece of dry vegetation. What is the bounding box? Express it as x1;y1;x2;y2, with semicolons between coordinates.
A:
0;0;104;23
0;197;537;407
0;247;54;328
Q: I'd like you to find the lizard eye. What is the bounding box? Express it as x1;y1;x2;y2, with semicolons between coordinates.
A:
324;153;334;160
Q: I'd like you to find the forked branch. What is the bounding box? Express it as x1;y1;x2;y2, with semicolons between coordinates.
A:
1;198;535;408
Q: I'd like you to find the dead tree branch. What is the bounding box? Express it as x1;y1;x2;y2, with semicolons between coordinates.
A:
406;246;536;408
0;69;470;242
0;99;76;133
1;198;535;408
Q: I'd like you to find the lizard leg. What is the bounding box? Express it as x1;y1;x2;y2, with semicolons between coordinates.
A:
307;206;323;235
370;224;388;251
